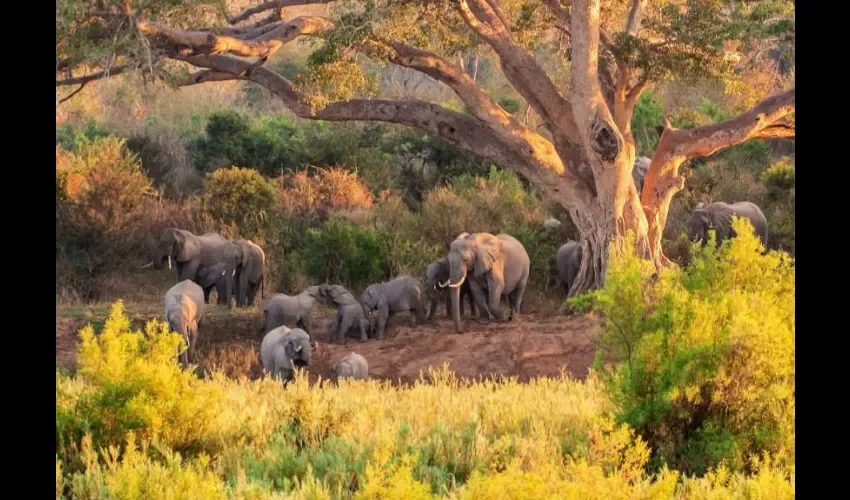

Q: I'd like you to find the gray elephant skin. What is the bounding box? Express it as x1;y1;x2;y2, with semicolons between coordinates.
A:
260;326;312;383
261;286;322;336
148;228;229;304
445;232;531;333
632;156;651;194
333;352;369;381
234;239;266;307
319;284;369;344
556;241;583;295
360;276;426;340
687;201;768;246
164;279;205;367
424;257;476;321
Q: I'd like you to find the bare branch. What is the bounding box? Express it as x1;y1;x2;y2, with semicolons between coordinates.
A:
227;0;333;26
457;0;579;144
624;0;648;36
57;83;89;105
56;64;131;87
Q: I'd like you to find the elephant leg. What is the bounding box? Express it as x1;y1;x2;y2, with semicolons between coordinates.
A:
413;295;426;325
427;296;438;321
203;286;213;305
445;295;452;319
468;279;491;320
359;316;369;342
459;291;465;317
188;334;196;365
337;313;354;345
512;279;528;319
487;278;505;321
247;283;259;307
464;287;476;317
179;260;200;283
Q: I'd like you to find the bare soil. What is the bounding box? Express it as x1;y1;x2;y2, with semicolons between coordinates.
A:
55;302;602;384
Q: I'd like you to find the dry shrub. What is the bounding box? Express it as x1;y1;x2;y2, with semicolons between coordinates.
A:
56;138;208;300
277;166;374;219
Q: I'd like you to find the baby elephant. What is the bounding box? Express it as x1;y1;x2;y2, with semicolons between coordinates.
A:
261;286;322;336
319;284;370;344
260;326;312;383
424;257;476;321
164;280;205;367
556;241;583;296
333;352;369;381
360;276;426;340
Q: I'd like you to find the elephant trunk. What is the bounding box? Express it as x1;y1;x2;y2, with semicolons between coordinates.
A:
451;286;462;333
225;269;236;309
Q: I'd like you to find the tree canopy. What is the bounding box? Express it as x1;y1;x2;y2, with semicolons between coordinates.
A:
57;0;795;293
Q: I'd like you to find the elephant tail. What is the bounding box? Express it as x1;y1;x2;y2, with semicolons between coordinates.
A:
261;274;265;301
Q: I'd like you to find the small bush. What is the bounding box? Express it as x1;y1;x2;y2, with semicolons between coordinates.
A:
589;220;795;475
298;218;390;288
203;167;277;239
760;157;795;195
278;167;374;220
631;92;664;156
497;97;522;114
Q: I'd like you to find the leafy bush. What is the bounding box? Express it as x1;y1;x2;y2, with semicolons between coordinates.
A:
56;300;794;499
498;96;522;114
588;220;795;474
298;217;390;288
760;157;795;195
631;92;664;157
56;119;112;152
278;167;374;219
203;167;277;239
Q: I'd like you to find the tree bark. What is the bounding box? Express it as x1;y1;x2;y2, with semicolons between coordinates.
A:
641;89;796;266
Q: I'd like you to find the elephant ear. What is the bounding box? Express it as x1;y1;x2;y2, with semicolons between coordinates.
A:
474;235;502;276
177;232;201;262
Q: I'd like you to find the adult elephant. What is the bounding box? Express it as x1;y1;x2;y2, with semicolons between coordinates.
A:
687;201;768;247
443;232;530;333
234;239;265;307
556;241;582;296
632;156;651;194
146;228;230;303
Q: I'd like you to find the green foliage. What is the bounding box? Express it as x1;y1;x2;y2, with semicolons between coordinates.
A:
589;221;795;475
497;97;522;115
760;157;795;194
631;92;664;157
299;217;390;288
56;119;112;152
203;167;277;239
56;306;795;497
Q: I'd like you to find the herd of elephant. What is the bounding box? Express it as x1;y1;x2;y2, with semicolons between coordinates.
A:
154;158;770;383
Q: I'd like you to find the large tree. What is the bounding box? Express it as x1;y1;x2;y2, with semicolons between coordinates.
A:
56;0;795;294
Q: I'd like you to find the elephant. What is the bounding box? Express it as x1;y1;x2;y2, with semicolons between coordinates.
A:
424;257;476;321
556;241;583;295
445;232;531;333
319;284;369;344
234;239;265;307
260;286;322;336
632;156;651;194
260;325;312;383
146;228;230;304
543;218;563;229
687;201;768;247
359;276;426;340
333;352;369;381
164;279;205;367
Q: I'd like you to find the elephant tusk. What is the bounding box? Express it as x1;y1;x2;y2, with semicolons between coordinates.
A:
438;280;449;288
448;276;466;288
168;255;172;270
295;345;302;353
232;270;236;277
140;261;154;269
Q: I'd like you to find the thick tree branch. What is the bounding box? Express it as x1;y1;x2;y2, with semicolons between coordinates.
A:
640;88;795;268
137;16;332;59
673;88;796;158
624;0;648;36
385;41;565;177
457;0;581;154
56;64;132;87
